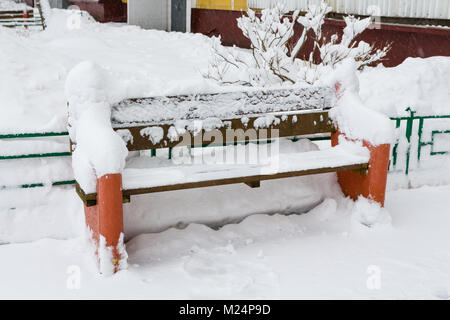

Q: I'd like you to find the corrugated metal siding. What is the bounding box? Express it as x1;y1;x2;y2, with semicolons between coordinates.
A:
247;0;450;19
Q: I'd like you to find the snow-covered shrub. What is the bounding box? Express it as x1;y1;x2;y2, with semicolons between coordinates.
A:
204;1;390;86
318;15;391;69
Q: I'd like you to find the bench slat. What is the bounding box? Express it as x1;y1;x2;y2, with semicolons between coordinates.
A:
110;110;333;151
0;10;33;15
111;87;333;127
0;14;35;18
77;147;369;206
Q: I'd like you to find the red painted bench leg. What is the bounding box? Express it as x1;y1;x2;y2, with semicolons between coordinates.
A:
332;131;390;206
83;173;126;274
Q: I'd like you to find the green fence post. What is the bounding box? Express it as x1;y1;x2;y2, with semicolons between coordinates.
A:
404;107;416;175
391;119;401;170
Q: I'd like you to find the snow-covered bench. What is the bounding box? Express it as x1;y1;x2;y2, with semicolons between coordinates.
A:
70;86;391;274
0;4;44;30
75;87;370;205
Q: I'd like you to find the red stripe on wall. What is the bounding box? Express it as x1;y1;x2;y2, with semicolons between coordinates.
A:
191;8;450;67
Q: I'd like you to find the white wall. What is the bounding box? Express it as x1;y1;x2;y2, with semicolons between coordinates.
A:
248;0;450;19
128;0;170;30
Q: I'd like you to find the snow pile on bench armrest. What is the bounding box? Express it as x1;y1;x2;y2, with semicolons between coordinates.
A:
66;61;128;194
327;61;395;146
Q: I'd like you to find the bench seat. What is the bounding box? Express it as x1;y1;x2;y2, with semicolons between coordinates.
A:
76;146;369;206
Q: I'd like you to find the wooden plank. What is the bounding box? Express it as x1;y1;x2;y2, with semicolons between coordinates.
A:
0;14;34;20
78;163;368;206
75;183;97;207
109;110;334;152
0;14;35;19
0;10;33;15
110;87;333;127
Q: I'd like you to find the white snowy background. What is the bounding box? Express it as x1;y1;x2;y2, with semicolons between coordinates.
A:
0;3;449;299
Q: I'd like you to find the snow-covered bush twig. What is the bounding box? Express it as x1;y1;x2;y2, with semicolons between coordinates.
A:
317;15;391;69
204;4;302;86
204;1;390;86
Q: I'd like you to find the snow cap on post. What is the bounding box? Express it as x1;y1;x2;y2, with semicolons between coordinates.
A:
66;61;128;193
328;60;394;146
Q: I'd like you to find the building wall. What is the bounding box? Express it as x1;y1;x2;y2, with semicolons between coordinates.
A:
68;0;127;22
128;0;169;30
247;0;450;19
191;8;450;67
196;0;247;10
48;0;71;9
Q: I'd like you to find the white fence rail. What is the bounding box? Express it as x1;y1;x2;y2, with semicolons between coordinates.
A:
247;0;450;19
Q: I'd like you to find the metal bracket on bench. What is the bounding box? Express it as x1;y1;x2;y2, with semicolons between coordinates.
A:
359;163;370;175
75;183;95;207
75;182;130;207
245;181;261;188
123;194;131;204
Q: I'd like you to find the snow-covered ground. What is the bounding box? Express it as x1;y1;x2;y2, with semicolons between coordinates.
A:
1;185;449;299
1;5;450;299
0;0;29;10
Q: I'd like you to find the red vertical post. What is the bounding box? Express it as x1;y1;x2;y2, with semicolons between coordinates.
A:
332;131;390;206
333;81;390;206
23;10;28;29
83;173;125;274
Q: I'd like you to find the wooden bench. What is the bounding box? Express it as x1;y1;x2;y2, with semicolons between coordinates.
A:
71;87;390;273
0;5;44;30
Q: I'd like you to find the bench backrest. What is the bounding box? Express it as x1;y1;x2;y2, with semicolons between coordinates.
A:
108;88;334;151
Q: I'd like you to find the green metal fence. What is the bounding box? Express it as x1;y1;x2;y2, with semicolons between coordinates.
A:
0;132;71;161
1;109;449;190
0;131;75;189
390;108;450;175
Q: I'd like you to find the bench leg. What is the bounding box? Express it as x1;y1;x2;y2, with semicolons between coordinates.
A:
332;132;390;206
83;173;127;274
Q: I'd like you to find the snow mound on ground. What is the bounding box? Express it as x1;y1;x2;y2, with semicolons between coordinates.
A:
0;187;84;243
359;57;450;117
124;194;393;297
44;7;98;35
307;198;338;222
1;185;450;299
350;196;392;232
126;194;383;268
